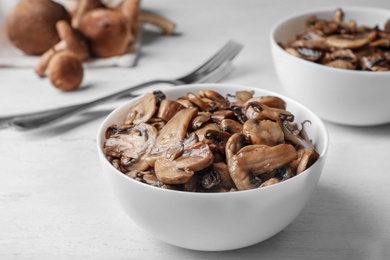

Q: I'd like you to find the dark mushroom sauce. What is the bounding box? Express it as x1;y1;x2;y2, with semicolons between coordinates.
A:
281;8;390;71
104;90;319;192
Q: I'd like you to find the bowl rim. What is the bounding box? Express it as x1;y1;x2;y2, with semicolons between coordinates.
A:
97;83;329;196
270;5;390;75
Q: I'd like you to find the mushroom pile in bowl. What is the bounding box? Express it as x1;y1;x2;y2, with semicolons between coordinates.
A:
97;84;328;251
270;6;390;126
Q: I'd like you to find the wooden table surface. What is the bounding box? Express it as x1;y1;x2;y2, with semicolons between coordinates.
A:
1;0;389;259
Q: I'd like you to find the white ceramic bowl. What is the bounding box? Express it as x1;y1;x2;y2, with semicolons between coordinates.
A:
270;6;390;126
97;84;329;251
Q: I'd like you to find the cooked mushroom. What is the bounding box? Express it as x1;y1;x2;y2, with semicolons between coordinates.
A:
283;8;390;71
35;20;88;77
6;0;71;55
325;59;356;70
243;119;284;146
124;93;157;125
326;31;376;49
228;144;298;190
154;142;213;184
47;51;84;91
104;90;320;192
156;99;185;122
105;123;158;171
220;119;243;134
146;107;198;165
190;112;211;130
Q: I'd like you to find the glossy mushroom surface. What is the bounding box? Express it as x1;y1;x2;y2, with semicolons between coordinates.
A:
282;8;390;71
104;89;320;192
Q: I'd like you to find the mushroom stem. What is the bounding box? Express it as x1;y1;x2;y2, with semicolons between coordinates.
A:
139;11;176;35
35;20;88;77
72;0;104;28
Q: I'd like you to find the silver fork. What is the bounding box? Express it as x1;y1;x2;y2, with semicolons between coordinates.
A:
3;40;243;130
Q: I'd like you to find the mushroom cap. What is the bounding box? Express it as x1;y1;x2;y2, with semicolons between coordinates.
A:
56;20;89;60
47;51;84;91
79;8;133;58
6;0;71;55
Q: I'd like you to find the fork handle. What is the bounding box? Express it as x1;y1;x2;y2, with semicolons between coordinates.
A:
8;79;182;130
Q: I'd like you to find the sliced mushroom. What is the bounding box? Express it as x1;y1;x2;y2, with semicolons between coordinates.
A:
154;142;213;184
211;110;235;125
204;129;232;153
260;178;280;187
296;147;320;174
199;90;229;110
190;112;211;130
228;144;298;190
186;92;216;111
220;119;243;134
104;123;158;171
194;123;221;142
245;102;294;122
326;31;377;49
212;162;236;189
146;107;198;165
125;93;157;125
156;99;185;122
360;51;386;70
325;59;356;70
227;90;255;107
243;119;284;146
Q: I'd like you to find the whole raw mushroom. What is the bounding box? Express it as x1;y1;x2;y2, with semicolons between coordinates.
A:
6;0;71;55
47;51;84;91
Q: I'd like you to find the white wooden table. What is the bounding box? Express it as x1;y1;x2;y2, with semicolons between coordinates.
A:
1;0;389;259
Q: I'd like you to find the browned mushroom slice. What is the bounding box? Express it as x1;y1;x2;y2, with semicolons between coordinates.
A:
371;60;390;71
194;123;221;142
190;112;211;130
245;102;294;122
155;142;213;185
334;8;344;23
243;96;286;110
296;147;320;174
146;107;198;165
296;47;324;61
290;37;330;51
325;59;356;70
360;51;386;70
243;119;284;146
213;162;236;189
278;120;314;150
211;110;235;125
125;93;157;125
156;99;185;122
260;178;280;188
220;119;243;134
227;90;255;107
104;123;158;171
329;49;357;63
186;92;216;111
204;129;232;153
326;31;377;49
225;133;246;159
228;144;298;190
198;90;229;109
